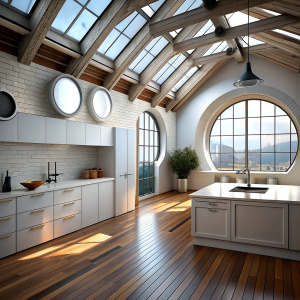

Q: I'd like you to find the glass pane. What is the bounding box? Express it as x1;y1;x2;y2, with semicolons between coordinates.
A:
261;101;275;116
276;116;290;134
291;122;296;134
149;117;154;130
93;90;112;119
221;106;233;119
276;106;286;116
139;180;143;196
11;0;36;13
221;136;233;153
261;117;274;134
172;54;186;68
211;154;220;169
145;147;149;161
139;113;144;128
211;120;220;135
139;164;143;179
248;118;260;134
234;153;245;170
105;34;130;59
149;147;154;161
145;113;149;129
124;14;147;38
220;154;233;170
248;153;260;170
143;179;149;194
154;132;158;146
234;119;245;135
248;100;260;117
210;136;220;153
234;136;245;152
144;163;149;178
154;146;159;160
130;50;147;70
248;135;260;152
261;153;274;171
156;66;175;84
149;178;154;193
139;129;144;145
221;119;233;135
139;146;144;162
291;134;298;152
144;130;149;146
275;134;290;152
116;12;136;31
261;135;274;152
87;0;111;16
134;54;155;74
149;163;154;177
276;153;290;171
98;29;120;54
149;38;168;56
291;153;297;164
149;131;154;146
234;102;246;118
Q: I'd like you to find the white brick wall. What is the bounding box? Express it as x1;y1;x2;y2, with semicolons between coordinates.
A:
0;51;176;189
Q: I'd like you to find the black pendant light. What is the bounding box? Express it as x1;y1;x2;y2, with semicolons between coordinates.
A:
234;0;263;87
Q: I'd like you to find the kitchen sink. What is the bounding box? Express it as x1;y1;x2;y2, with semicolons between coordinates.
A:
229;186;269;194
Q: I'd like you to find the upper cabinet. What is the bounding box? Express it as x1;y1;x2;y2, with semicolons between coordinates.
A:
66;120;85;145
0;116;17;142
86;124;101;146
45;117;66;144
101;126;114;146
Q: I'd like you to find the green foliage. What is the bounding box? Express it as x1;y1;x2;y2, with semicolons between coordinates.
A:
169;146;199;179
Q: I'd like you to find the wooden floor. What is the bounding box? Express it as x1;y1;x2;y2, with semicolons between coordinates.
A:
0;191;300;300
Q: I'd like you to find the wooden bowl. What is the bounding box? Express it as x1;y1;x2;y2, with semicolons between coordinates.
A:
20;181;45;190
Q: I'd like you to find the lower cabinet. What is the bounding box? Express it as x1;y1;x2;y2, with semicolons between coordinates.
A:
82;184;99;228
54;213;82;239
99;181;114;222
289;204;300;251
0;232;16;259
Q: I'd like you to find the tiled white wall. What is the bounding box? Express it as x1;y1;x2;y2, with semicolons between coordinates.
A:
0;51;176;189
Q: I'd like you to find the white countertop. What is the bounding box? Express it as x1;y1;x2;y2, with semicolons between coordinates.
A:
190;183;300;204
0;177;115;200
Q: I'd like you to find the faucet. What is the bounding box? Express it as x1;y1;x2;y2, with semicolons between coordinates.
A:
236;168;251;187
46;162;61;183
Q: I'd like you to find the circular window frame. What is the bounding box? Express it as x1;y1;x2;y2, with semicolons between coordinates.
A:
0;88;17;121
48;74;83;118
87;86;113;122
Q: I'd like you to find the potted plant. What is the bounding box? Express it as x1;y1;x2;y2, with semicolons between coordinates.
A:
169;146;199;192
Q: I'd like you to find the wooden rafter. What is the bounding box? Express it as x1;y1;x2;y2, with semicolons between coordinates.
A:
65;0;157;78
149;0;274;37
259;1;300;17
174;15;300;54
18;0;66;65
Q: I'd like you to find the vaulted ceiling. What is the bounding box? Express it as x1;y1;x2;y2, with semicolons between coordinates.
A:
0;0;299;112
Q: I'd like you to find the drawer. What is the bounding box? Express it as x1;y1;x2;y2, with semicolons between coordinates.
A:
17;206;53;231
54;187;81;205
17;221;53;252
17;192;53;213
0;198;16;218
0;232;16;259
0;215;16;236
193;199;229;210
54;213;81;239
54;199;81;220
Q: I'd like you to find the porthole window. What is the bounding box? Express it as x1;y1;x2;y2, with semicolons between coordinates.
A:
0;89;17;121
87;87;113;122
209;100;298;171
48;74;82;117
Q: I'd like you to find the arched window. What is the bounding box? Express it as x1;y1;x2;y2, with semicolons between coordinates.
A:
210;100;298;171
138;112;160;197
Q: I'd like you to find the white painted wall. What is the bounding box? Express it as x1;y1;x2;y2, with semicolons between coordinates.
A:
177;55;300;189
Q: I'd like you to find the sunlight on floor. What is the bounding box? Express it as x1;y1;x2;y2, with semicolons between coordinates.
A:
19;246;62;260
166;200;191;212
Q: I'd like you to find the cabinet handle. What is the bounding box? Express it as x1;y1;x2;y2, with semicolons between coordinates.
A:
209;203;218;206
31;209;45;214
30;224;45;230
209;209;217;212
0;217;12;222
64;189;74;193
63;215;75;220
64;202;75;206
31;194;45;198
0;234;12;240
0;199;13;203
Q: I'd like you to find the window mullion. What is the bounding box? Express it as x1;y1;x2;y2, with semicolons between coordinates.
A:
245;100;248;169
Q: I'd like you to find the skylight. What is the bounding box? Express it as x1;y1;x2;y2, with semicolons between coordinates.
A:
273;29;300;41
202;41;228;57
142;0;165;17
226;11;258;27
98;11;147;60
51;0;112;42
1;0;36;14
129;37;169;74
239;36;265;47
261;8;281;16
171;66;198;92
194;20;215;38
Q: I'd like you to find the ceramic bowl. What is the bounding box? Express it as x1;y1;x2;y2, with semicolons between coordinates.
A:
20;181;45;190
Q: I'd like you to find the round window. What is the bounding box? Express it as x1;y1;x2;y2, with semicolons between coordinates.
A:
88;87;113;122
0;89;17;121
48;74;82;117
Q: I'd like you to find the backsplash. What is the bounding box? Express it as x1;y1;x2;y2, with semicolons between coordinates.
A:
0;142;98;189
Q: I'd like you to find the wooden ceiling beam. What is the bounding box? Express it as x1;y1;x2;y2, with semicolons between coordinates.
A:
18;0;66;65
65;0;157;78
174;15;299;54
149;0;274;37
259;1;300;17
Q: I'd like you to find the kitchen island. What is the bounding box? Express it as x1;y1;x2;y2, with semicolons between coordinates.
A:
190;183;300;261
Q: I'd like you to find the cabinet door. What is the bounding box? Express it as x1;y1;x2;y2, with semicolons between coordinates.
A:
66;120;85;145
54;213;81;239
18;113;45;143
86;124;101;146
0;116;17;142
0;232;16;259
192;199;230;241
0;198;16;218
99;181;114;222
115;128;128;216
289;204;300;251
231;201;288;248
127;129;135;212
82;184;98;228
45;117;66;144
100;126;114;146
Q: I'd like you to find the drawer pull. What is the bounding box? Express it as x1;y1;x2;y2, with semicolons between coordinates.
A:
64;202;75;206
31;194;45;198
209;209;217;212
209;203;218;206
63;215;75;220
0;234;12;240
31;209;45;214
30;224;45;230
0;217;12;222
64;189;74;193
0;199;13;203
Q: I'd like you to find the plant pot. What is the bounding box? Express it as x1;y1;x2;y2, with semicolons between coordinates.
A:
177;178;187;193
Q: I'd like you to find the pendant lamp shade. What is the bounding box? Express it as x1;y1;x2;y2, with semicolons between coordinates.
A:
234;62;264;87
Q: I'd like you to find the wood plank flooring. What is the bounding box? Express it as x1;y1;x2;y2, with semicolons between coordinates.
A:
0;190;299;300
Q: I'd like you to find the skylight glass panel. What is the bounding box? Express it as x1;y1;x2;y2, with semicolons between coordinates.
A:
240;36;265;47
203;41;228;57
174;0;202;16
273;29;300;41
171;66;198;92
9;0;36;13
98;12;147;61
87;0;111;16
226;11;258;27
142;0;165;17
261;8;281;16
194;20;215;38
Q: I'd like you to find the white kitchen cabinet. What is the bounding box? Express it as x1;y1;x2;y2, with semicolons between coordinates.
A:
17;113;45;143
0;116;17;142
17;192;53;213
54;199;81;220
86;124;101;146
82;184;99;227
0;215;16;236
66;120;85;145
0;232;16;259
99;181;114;222
0;198;16;218
54;213;81;239
192;199;230;241
100;126;114;146
231;201;288;249
53;187;81;205
289;204;300;251
45;117;66;144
